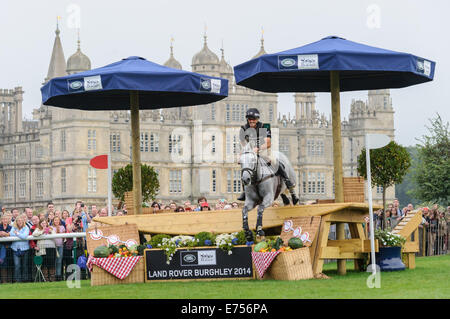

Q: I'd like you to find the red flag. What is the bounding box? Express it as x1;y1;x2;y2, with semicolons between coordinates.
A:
90;155;108;169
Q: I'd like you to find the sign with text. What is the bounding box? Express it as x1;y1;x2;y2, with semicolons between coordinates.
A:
144;246;253;282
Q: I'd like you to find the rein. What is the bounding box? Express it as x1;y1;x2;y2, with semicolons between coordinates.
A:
241;151;276;186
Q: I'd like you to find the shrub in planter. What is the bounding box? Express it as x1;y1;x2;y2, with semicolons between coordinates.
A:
149;234;172;248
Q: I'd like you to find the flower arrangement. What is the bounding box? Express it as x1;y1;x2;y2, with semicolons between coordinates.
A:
374;228;406;247
151;232;240;263
215;232;239;255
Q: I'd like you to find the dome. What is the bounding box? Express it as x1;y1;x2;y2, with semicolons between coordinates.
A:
66;40;91;74
164;44;182;70
191;35;219;66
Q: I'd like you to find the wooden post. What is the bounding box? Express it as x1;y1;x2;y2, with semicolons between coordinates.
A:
330;70;346;275
130;91;142;215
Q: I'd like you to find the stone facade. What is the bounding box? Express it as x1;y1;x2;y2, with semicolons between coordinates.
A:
0;28;395;211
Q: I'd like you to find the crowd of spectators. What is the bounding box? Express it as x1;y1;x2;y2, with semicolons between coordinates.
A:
369;199;449;256
0;201;114;283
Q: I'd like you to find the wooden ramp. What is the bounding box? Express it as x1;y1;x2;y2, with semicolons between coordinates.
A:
392;209;423;269
93;203;374;235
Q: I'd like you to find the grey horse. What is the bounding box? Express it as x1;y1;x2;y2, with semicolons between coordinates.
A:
239;143;297;242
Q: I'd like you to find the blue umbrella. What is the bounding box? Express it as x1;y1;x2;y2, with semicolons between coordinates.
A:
234;36;435;275
42;56;228;215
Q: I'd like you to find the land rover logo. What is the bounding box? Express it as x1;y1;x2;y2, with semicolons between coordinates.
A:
201;80;211;90
70;81;83;90
183;254;196;263
417;60;424;72
281;58;296;67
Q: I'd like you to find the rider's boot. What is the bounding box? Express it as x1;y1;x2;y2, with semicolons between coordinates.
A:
277;163;300;205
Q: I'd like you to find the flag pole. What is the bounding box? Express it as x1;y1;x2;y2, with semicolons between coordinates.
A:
365;134;377;275
107;152;112;217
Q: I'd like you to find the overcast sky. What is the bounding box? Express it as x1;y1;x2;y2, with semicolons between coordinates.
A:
1;0;448;146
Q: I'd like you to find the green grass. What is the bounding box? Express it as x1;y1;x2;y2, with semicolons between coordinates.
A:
1;255;449;299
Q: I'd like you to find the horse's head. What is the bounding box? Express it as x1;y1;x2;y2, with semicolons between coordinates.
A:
239;144;257;186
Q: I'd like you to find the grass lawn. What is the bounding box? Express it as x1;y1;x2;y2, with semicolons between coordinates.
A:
1;255;448;299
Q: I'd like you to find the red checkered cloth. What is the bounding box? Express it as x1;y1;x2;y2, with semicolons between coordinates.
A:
251;251;281;278
87;255;142;280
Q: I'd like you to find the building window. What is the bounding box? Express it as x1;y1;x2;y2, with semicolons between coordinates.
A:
36;145;43;158
269;104;274;122
61;130;66;152
226;133;240;155
141;132;149;152
280;137;290;156
377;185;383;194
3;172;13;199
18;171;26;198
302;172;307;194
211;169;217;193
307;139;324;157
88;167;97;192
227;169;241;193
36;169;44;198
318;172;325;194
150;133;159;152
226;104;230;122
18;147;26;159
211;135;216;154
88;130;96;151
61;168;66;193
110;133;121;152
169;135;182;155
169;170;182;193
211;104;216;121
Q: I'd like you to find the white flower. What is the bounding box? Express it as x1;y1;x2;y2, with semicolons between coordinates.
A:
228;250;232;255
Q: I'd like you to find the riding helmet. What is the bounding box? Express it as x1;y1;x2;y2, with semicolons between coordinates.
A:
246;108;260;119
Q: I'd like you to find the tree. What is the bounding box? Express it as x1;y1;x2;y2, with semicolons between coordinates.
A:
411;114;450;206
112;164;159;203
357;141;411;229
395;146;420;207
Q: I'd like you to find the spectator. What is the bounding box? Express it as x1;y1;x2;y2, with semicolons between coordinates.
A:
169;202;177;211
193;197;207;211
183;201;191;210
231;202;239;209
54;210;66;227
10;215;30;283
151;202;161;213
1;207;6;216
215;203;223;210
73;201;82;216
52;217;65;281
91;205;98;218
47;211;55;226
116;211;124;216
393;199;403;217
385;209;392;229
122;203;128;215
390;207;401;228
428;209;439;255
223;204;232;210
99;208;108;217
200;202;211;211
79;203;91;231
272;202;279;208
0;214;12;283
174;206;185;213
407;203;414;213
38;212;46;221
46;202;55;216
10;208;20;225
25;207;34;229
27;215;40;283
32;218;57;281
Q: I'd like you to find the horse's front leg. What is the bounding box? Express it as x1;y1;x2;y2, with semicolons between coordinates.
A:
255;192;275;242
242;199;257;243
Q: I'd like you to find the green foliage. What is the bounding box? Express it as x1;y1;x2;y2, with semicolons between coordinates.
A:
194;232;215;246
149;234;172;248
411;114;450;206
111;163;160;203
236;230;256;245
357;140;411;229
357;141;411;189
395;146;421;206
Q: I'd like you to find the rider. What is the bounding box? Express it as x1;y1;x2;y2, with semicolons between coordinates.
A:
238;108;299;205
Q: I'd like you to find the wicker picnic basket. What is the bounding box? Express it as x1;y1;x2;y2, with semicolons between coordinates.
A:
262;247;314;280
90;258;145;286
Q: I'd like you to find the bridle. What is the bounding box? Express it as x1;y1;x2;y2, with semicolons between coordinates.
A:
240;151;276;186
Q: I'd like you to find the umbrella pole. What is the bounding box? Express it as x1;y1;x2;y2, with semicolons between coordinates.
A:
130;91;143;215
330;70;346;275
